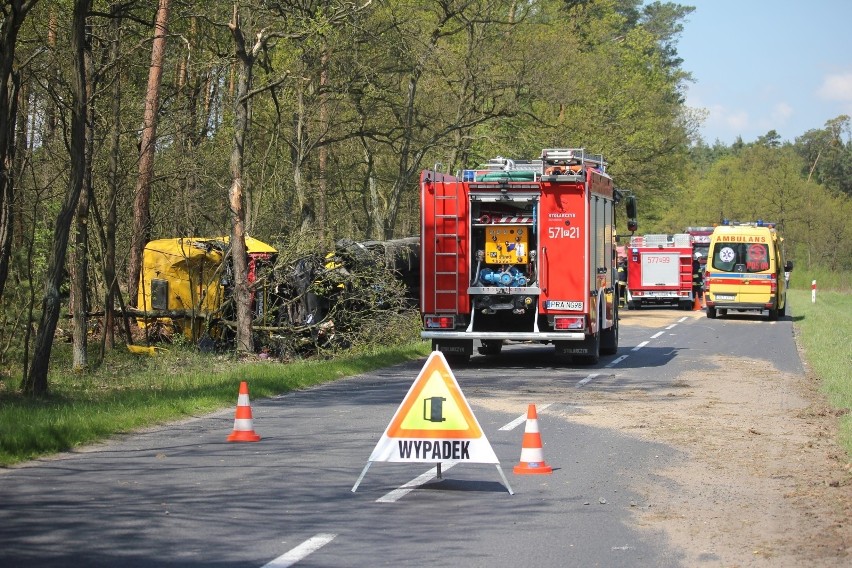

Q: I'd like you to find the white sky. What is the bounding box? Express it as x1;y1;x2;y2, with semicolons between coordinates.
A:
675;0;852;145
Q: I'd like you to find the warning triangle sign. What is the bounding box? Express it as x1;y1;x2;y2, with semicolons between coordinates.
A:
367;351;499;464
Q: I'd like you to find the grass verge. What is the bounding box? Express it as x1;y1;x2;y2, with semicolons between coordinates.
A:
789;288;852;456
0;341;432;467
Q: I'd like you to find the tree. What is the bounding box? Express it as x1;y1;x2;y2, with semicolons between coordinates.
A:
0;0;39;300
23;0;90;396
127;0;170;308
795;115;852;196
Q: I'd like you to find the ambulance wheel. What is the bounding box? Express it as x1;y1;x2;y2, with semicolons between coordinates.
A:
601;317;618;356
707;306;717;319
477;340;503;356
767;306;779;321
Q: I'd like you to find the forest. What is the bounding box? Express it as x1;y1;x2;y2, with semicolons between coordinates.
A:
1;0;850;395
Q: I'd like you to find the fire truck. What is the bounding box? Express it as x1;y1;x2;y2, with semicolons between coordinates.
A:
420;148;637;364
685;226;714;267
624;234;694;310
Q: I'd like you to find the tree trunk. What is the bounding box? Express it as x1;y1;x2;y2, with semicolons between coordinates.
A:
101;9;123;352
24;0;89;396
72;19;95;371
127;0;170;308
317;48;329;247
228;8;255;355
0;0;38;301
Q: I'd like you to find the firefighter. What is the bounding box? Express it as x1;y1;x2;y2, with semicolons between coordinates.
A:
692;252;705;308
617;257;628;308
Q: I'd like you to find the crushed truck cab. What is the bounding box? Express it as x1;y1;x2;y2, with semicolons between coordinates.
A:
420;148;636;364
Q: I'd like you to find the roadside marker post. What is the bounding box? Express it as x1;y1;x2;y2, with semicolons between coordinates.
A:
812;279;817;303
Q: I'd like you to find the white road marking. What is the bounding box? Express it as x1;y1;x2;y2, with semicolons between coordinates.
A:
376;461;459;503
678;316;688;322
499;403;553;431
605;355;629;368
665;324;677;330
576;373;600;387
650;331;664;339
262;533;336;568
632;341;649;351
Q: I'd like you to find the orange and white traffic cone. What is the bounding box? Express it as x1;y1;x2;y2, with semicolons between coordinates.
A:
227;381;261;442
692;293;702;311
513;404;552;475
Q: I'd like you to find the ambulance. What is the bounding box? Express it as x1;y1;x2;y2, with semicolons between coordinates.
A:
704;221;793;321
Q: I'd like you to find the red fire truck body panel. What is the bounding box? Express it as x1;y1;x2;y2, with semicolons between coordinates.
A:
625;234;694;310
420;149;629;363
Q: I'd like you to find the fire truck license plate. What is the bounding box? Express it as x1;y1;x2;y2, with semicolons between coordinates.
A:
546;300;583;310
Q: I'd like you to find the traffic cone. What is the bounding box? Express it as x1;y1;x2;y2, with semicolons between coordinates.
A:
692;293;702;311
513;404;552;474
227;381;261;442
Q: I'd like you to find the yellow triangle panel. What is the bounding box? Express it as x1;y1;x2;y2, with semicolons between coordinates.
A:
385;352;482;439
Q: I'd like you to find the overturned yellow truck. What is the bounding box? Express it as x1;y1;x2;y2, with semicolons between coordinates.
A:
136;236;277;341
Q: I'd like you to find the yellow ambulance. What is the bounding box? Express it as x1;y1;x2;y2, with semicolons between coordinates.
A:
704;221;793;321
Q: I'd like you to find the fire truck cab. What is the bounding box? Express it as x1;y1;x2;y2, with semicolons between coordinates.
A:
420;148;636;364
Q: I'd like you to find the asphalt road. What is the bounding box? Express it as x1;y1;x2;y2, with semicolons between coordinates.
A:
0;307;803;567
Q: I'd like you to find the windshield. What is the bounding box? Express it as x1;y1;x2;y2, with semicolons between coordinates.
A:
712;243;771;273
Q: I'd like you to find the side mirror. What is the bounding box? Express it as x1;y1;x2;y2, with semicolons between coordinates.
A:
627;219;638;233
625;195;637;219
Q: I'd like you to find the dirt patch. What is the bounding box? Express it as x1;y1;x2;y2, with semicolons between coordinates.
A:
565;353;852;566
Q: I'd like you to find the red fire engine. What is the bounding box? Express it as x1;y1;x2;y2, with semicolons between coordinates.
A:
420;148;637;364
624;234;694;310
685;226;714;267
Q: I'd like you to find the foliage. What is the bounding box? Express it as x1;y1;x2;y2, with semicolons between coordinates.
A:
657;132;852;275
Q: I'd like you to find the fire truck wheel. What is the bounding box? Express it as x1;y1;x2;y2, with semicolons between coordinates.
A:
627;301;637;310
706;306;717;319
601;317;618;356
477;340;503;356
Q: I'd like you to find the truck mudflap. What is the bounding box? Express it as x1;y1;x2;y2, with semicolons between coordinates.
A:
422;331;586;341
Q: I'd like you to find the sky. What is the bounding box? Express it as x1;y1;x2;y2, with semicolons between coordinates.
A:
675;0;852;145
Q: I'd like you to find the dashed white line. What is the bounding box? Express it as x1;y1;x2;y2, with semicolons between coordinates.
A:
262;533;337;568
376;461;459;503
651;331;664;339
499;403;552;431
577;373;601;387
605;355;629;368
677;316;688;323
665;324;677;330
632;341;649;352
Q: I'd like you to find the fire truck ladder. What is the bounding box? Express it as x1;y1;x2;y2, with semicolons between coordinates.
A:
431;177;461;313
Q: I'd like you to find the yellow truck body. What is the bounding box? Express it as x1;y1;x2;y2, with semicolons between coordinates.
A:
137;236;277;338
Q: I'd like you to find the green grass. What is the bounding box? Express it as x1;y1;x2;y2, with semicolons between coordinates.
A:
0;341;432;467
789;288;852;456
